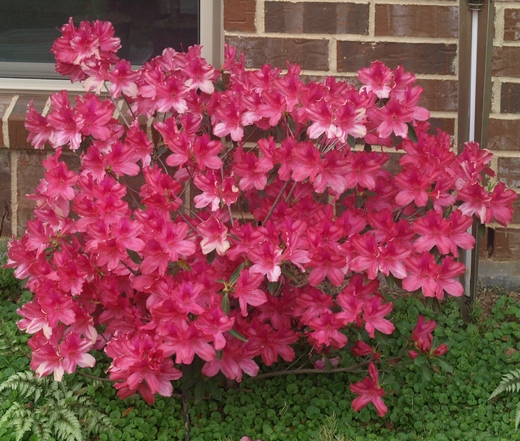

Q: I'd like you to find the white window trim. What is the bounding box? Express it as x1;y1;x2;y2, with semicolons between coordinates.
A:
0;0;223;93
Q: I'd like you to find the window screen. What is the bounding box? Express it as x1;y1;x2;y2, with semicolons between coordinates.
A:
0;0;199;77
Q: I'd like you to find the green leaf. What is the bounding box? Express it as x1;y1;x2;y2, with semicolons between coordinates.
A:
268;281;278;295
194;380;205;403
436;358;454;374
266;167;279;187
228;329;248;343
206;249;217;265
478;223;486;239
407;123;418;143
126;249;142;265
421;364;432;383
413;355;427;366
207;383;223;401
347;135;356;149
229;263;245;285
221;294;230;315
385;274;395;290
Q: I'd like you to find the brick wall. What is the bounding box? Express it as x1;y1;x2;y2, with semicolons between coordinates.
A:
486;0;520;259
0;0;519;264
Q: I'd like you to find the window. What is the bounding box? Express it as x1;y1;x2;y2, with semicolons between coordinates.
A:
0;0;222;90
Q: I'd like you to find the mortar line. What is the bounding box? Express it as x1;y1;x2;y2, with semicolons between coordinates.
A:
2;95;19;149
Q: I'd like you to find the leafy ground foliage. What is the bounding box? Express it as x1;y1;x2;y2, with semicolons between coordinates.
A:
2;272;520;440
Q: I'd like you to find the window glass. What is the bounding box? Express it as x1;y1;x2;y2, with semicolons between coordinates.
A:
0;0;199;76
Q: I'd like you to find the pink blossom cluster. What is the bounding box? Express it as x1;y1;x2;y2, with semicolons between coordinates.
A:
408;315;448;359
7;19;517;417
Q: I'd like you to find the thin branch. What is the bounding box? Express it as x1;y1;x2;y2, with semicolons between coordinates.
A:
76;371;118;383
250;364;370;381
263;179;291;224
104;83;131;129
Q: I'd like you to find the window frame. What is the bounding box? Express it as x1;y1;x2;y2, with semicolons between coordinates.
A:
0;0;223;93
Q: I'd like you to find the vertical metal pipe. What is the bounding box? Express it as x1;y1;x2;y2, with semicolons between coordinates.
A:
458;0;494;316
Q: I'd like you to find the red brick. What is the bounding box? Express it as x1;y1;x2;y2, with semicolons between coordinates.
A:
419;79;458;112
487;118;520;151
9;95;48;150
265;2;368;35
337;41;457;75
225;36;329;70
428;117;455;135
224;0;256;32
497;157;520;189
15;150;46;236
506;198;520;225
492;46;520;78
478;227;491;259
0;150;11;237
375;5;458;39
504;9;520;41
501;83;520;114
493;228;520;260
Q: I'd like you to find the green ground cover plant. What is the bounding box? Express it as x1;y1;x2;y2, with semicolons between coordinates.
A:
2;277;520;441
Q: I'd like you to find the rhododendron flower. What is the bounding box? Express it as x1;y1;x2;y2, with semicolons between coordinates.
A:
108;59;139;98
375;99;414;138
409;315;448;358
352;341;380;360
308;312;349;349
9;18;518;416
202;339;259;382
249;241;284;282
313;356;340;370
410;315;436;352
232;269;268;316
363;297;395;338
403;253;465;299
350;362;388;417
358;61;393;99
25;102;52;149
106;332;182;404
29;326;95;382
197;216;230;256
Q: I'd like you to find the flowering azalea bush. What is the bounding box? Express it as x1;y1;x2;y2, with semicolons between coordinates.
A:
7;18;517;418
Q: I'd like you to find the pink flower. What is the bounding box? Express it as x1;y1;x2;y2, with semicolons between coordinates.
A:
433;344;448;357
46;91;82;150
313;356;340;370
25;102;52;149
29;326;95;382
350;362;388;417
106;332;182;404
308;312;348;349
362;297;395;338
159;322;216;365
197;216;230;256
352;341;380;360
232;269;268;316
358;61;393;99
249;241;284;282
108;60;139;98
403;253;465;299
375;99;414;138
409;316;448;357
410;315;436;353
202;338;259;382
